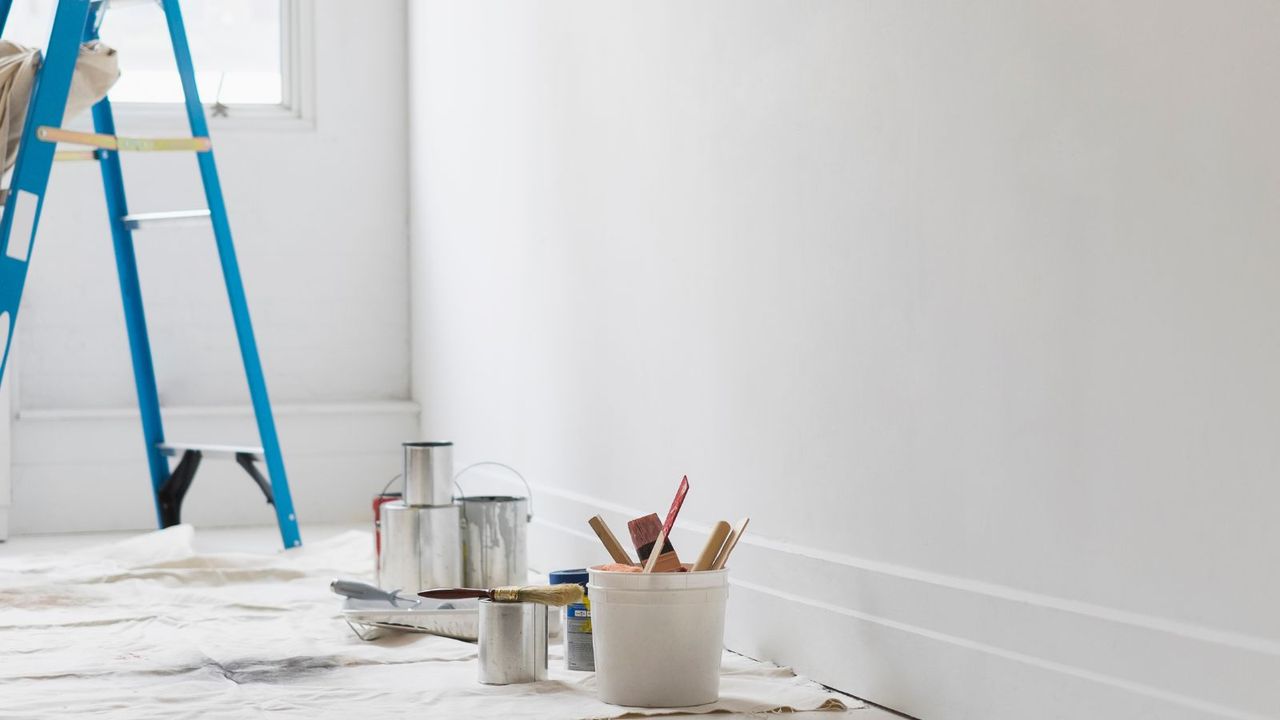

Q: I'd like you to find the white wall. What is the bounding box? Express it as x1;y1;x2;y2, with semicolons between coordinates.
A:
2;1;416;536
408;2;1280;718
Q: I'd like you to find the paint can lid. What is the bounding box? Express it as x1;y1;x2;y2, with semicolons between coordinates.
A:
549;568;589;588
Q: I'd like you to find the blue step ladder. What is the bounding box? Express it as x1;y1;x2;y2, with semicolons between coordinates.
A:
0;0;301;548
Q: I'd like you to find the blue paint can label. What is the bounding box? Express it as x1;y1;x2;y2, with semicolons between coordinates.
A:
565;599;594;671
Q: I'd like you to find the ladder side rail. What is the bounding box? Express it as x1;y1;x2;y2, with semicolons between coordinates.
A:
0;0;13;36
159;0;300;548
85;16;171;521
0;0;93;383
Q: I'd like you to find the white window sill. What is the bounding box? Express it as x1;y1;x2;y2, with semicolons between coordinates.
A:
102;102;316;134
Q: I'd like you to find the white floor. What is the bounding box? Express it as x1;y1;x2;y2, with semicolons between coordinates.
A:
0;523;905;720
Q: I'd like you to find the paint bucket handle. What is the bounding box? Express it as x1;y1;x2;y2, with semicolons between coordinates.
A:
453;461;533;521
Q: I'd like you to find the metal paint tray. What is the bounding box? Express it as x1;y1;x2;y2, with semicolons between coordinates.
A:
341;597;479;642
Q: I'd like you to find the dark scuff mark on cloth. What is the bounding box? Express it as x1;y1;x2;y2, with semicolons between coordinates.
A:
0;654;450;684
213;656;342;684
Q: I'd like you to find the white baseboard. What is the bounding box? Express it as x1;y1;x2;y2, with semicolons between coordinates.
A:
8;401;419;536
505;471;1277;720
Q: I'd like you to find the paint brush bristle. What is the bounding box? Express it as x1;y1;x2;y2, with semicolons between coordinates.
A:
492;583;584;606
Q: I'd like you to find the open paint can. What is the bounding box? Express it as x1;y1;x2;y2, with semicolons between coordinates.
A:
477;599;547;684
402;441;454;507
455;462;533;589
460;495;529;588
588;566;728;707
377;501;463;593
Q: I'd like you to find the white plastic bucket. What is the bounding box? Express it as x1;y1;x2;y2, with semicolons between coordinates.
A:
588;566;728;707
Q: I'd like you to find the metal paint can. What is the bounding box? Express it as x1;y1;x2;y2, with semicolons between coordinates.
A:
477;600;547;685
377;501;463;593
461;495;529;589
403;441;454;507
549;568;592;671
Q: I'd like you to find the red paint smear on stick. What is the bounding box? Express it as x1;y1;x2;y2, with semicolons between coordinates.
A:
661;475;690;537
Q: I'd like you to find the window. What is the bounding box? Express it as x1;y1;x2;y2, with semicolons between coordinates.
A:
2;0;285;108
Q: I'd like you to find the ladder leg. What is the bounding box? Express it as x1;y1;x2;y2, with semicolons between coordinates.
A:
160;0;301;548
156;449;201;528
88;94;172;524
0;0;93;386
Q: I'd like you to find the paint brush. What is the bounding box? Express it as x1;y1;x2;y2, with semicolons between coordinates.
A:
627;512;680;568
642;475;690;573
692;521;731;571
418;584;584;607
627;513;677;571
588;515;635;565
710;517;749;570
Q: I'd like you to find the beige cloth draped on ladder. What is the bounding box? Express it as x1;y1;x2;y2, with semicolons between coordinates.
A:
0;39;119;174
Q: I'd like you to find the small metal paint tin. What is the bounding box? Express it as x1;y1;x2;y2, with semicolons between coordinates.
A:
549;568;592;671
477;600;547;685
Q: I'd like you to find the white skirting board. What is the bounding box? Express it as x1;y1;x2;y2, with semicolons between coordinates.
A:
499;469;1277;720
7;401;419;535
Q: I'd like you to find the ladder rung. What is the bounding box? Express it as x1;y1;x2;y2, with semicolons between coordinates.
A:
96;0;162;8
122;209;211;230
36;126;212;153
158;443;265;462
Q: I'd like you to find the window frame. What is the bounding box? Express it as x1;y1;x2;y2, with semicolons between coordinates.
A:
110;0;315;131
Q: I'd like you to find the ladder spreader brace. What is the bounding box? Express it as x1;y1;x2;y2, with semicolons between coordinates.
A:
155;444;276;528
0;0;302;548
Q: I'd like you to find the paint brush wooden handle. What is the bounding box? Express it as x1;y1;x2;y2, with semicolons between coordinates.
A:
643;525;671;573
693;521;731;571
588;515;635;565
417;587;496;600
710;517;749;570
418;584;584;606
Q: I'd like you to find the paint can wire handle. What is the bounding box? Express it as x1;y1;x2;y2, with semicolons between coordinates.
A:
453;461;533;521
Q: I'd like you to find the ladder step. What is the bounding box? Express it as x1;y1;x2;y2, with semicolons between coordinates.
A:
122;209;211;230
36;126;212;153
96;0;163;8
157;442;264;462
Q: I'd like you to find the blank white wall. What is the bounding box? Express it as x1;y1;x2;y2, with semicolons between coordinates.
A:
3;1;415;536
408;2;1279;718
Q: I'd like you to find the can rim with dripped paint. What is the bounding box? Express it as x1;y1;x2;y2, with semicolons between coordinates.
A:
459;495;529;589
